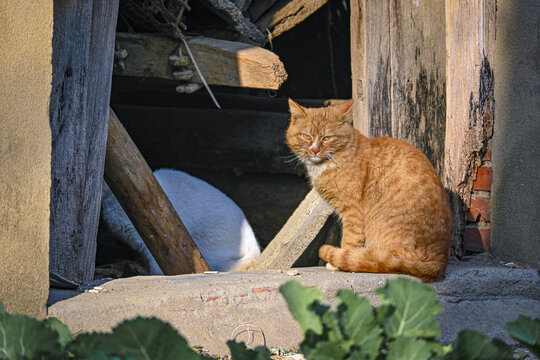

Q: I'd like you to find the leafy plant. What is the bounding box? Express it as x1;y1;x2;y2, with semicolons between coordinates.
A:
505;316;540;357
280;278;449;360
0;277;538;359
279;278;537;360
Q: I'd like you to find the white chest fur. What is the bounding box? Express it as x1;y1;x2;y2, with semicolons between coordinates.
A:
305;162;329;183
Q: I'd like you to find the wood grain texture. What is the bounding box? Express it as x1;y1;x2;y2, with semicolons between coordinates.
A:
114;32;287;89
389;0;446;178
445;0;495;255
351;1;445;177
49;0;118;283
350;0;391;136
256;0;328;39
104;109;210;274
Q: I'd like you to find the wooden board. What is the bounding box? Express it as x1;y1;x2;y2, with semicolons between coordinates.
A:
256;0;328;39
49;0;119;283
445;0;495;255
105;110;210;274
114;32;287;90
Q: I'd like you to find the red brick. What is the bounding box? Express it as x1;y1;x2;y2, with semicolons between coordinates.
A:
464;225;491;252
467;194;491;222
473;166;492;191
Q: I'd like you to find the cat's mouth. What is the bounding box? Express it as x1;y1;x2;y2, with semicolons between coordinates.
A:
308;155;326;164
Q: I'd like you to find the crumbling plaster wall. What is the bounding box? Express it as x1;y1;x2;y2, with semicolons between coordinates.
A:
0;1;53;317
491;0;540;268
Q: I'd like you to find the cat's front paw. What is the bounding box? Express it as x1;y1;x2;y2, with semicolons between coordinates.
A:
325;262;339;271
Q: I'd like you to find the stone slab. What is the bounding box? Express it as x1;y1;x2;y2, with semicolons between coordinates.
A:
48;263;540;355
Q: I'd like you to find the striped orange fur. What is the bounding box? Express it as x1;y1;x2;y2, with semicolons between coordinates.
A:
286;99;452;282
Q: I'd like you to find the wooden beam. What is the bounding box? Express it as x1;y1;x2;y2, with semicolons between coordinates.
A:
49;0;119;283
247;189;333;270
256;0;328;39
114;32;287;90
445;0;496;256
104;109;210;274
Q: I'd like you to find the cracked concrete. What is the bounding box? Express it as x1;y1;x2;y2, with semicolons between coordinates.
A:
48;260;539;356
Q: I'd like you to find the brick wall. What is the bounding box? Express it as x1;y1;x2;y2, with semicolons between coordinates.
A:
464;141;492;252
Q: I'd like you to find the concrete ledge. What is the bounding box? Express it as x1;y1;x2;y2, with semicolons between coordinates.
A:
48;264;540;355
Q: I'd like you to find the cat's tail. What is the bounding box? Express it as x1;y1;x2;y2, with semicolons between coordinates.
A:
319;245;447;282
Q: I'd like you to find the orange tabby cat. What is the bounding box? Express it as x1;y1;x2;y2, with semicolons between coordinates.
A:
286;99;452;282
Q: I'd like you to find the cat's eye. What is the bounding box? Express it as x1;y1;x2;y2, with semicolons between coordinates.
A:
322;136;333;141
302;134;312;140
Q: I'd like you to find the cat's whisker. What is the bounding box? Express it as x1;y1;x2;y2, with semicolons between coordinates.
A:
283;157;299;164
293;158;304;170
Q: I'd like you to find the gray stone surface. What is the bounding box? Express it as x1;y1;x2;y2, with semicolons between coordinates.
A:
48;261;540;355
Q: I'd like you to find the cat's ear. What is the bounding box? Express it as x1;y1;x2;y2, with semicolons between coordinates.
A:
335;99;354;124
288;98;307;121
336;99;354;115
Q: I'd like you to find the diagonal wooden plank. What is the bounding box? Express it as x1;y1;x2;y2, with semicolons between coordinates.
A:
104;108;210;274
248;189;333;270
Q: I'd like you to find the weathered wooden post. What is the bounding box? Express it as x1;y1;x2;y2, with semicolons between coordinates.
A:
444;1;495;255
49;0;119;283
350;0;446;176
104;109;210;274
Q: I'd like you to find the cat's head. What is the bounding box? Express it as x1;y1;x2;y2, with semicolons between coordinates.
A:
286;99;354;165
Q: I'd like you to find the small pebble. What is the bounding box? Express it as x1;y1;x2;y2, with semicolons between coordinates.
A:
286;270;300;276
88;289;99;294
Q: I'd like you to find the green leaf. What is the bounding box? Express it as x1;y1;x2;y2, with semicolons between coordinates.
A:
42;317;73;348
376;278;441;339
335;290;382;359
444;329;513;360
0;301;6;314
227;341;272;360
307;341;346;360
69;317;200;360
505;315;540;357
280;280;325;335
348;349;372;360
387;338;432;360
321;311;344;344
0;313;63;359
66;332;110;360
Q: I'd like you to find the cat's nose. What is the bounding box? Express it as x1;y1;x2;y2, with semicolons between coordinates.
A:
312;148;320;155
